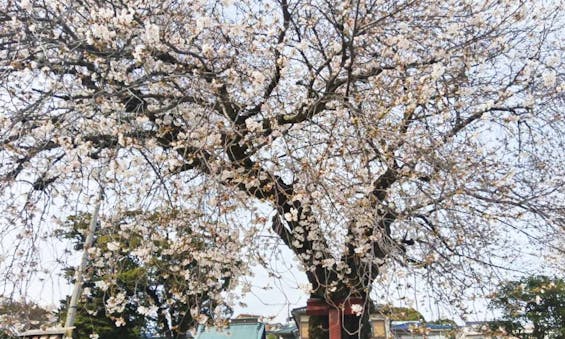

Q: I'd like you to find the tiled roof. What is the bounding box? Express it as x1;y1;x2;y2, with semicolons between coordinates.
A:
268;323;297;335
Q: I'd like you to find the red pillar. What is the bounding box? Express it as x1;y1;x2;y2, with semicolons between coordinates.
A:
328;307;342;339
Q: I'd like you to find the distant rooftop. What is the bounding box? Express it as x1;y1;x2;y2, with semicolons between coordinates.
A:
391;321;454;332
196;322;265;339
268;323;298;336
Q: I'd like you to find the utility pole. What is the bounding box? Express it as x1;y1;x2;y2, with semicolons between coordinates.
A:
64;184;104;338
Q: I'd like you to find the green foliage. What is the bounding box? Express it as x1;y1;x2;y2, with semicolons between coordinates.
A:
57;212;228;338
58;295;143;339
489;275;565;339
378;305;425;321
55;213;145;338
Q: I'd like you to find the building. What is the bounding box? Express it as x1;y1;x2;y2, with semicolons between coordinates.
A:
391;321;454;339
195;316;266;339
267;323;299;339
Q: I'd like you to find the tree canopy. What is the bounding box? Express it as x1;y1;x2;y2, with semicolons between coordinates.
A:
376;305;424;322
0;0;563;338
488;275;565;339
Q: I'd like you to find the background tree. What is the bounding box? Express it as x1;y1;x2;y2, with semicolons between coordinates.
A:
488;276;565;339
56;212;235;338
57;295;143;339
55;213;145;339
376;305;424;322
0;0;563;338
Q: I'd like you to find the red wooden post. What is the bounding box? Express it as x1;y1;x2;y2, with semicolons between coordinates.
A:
328;307;342;339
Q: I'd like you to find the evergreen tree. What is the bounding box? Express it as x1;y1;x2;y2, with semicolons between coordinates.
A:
489;276;565;339
57;212;232;338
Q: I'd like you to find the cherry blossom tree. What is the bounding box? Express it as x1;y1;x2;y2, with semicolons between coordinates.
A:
0;0;563;337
